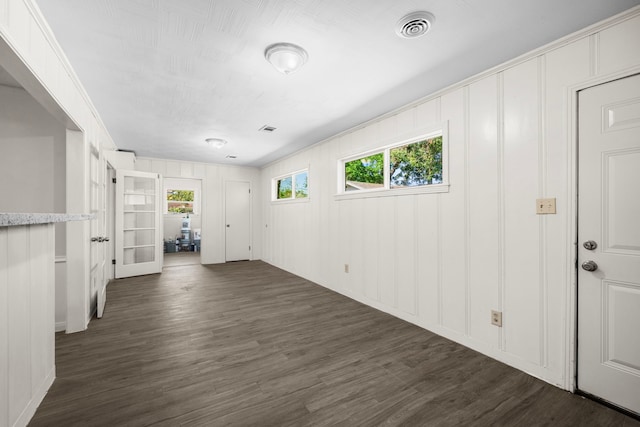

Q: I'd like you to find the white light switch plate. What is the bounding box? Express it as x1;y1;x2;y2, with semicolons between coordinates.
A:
536;198;556;214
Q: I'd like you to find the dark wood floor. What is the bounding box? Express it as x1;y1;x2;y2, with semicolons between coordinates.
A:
163;251;201;267
31;261;638;426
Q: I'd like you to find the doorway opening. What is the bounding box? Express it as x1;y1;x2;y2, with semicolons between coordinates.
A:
163;177;203;268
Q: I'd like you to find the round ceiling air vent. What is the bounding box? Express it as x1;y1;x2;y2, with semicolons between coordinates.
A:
395;11;435;39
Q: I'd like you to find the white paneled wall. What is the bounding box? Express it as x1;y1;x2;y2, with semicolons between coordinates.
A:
135;158;262;264
1;0;119;333
261;9;640;389
1;1;121;425
0;224;55;427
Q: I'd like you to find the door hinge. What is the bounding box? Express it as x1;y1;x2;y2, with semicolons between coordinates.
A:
112;178;116;184
248;189;251;193
112;259;116;265
249;245;251;251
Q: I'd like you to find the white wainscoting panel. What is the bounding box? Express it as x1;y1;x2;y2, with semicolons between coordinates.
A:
544;37;591;381
502;58;542;364
0;224;55;427
468;75;500;347
598;14;640;76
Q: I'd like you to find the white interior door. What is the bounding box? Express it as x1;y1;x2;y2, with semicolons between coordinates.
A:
225;180;251;262
107;166;116;281
115;170;162;278
578;73;640;415
89;145;107;318
96;158;111;317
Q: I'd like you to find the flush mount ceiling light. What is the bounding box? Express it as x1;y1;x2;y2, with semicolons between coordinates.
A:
205;138;227;149
395;11;435;39
264;42;308;75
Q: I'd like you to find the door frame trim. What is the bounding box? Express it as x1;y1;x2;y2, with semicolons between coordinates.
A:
566;65;640;393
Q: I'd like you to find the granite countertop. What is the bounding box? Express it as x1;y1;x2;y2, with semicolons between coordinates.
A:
0;213;94;226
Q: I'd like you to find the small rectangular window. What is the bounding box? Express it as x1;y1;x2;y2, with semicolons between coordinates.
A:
273;169;309;201
339;127;447;197
166;189;194;213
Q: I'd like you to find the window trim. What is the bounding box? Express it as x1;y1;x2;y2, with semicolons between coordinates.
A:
336;123;449;199
271;168;310;203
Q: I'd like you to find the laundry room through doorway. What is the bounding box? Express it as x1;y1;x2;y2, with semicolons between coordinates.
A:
163;177;202;268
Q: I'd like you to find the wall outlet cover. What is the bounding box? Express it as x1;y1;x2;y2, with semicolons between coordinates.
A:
491;310;503;327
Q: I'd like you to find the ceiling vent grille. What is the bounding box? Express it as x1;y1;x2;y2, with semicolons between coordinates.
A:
259;125;277;132
395;11;435;39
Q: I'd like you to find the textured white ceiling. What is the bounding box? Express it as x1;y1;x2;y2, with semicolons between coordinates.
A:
34;0;640;167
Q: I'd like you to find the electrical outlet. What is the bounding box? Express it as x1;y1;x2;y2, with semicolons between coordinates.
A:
344;264;349;273
491;310;503;327
536;198;556;214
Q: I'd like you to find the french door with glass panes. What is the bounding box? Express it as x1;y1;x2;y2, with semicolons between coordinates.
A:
115;170;162;278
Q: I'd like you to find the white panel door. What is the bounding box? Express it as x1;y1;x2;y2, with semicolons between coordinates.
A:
115;170;162;278
225;181;251;262
89;145;106;318
578;73;640;415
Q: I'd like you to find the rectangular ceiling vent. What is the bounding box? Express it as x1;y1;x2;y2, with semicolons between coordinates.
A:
259;125;277;132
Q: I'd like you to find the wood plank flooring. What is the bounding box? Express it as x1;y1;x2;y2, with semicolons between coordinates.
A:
30;261;639;426
163;251;201;267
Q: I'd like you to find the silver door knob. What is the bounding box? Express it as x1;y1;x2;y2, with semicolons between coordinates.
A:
582;260;598;272
583;240;597;250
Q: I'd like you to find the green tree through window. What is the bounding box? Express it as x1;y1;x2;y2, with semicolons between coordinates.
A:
390;136;442;187
274;170;309;201
277;177;292;199
167;189;194;213
294;171;308;198
342;133;444;193
344;153;384;191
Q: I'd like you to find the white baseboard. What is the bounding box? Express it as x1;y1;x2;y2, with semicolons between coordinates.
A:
13;366;55;427
55;321;66;332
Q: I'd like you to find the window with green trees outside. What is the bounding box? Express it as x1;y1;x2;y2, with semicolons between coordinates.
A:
343;133;444;193
390;135;442;188
166;189;194;213
274;169;309;201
